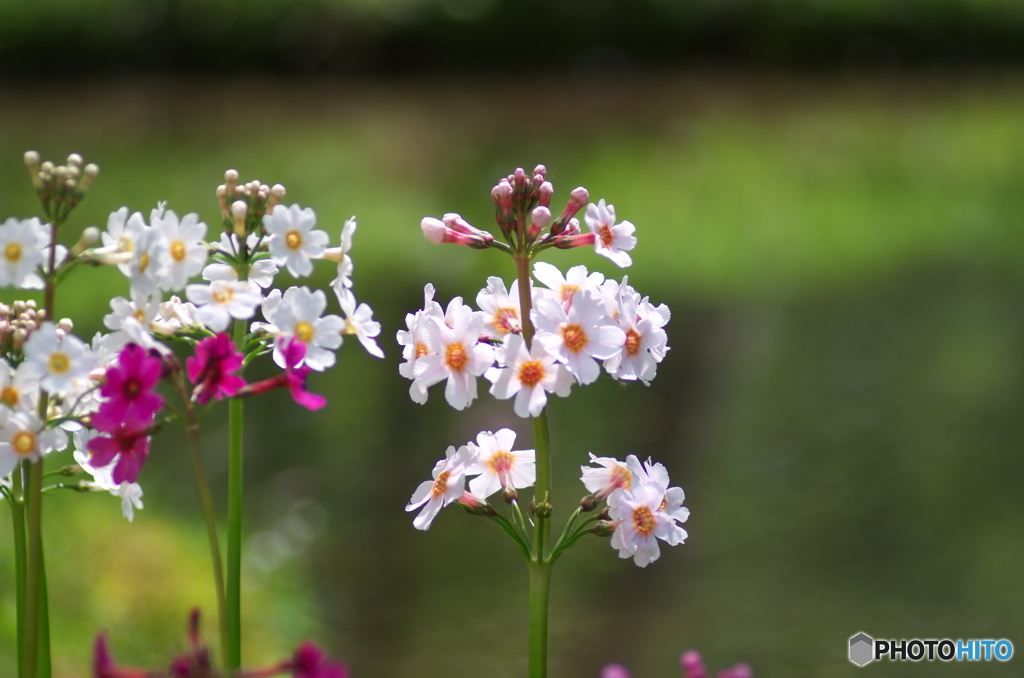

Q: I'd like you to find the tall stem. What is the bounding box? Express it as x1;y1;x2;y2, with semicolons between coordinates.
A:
528;561;552;678
22;461;43;678
226;319;246;670
11;471;26;678
180;379;228;666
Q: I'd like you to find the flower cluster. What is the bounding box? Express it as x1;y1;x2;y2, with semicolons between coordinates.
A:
398;263;669;415
406;428;535;530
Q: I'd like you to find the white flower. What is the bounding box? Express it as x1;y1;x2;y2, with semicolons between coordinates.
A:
585;199;636;268
264;286;344;371
406;443;479;530
0;358;40;413
631;456;690;525
128;226;168;294
157;210;208;290
607;481;686;568
465;428;535;499
532;261;604;309
412;304;494;410
397;284;445;403
603;282;670;384
485;333;572;418
157;295;200;328
263;204;329;277
533;289;624;385
104;289;162;333
0;217;49;289
339;291;385;359
0;410;68;476
476;276;522;338
326;216;357;304
580;453;635;501
22;323;94;395
185;280;263;332
99;208;148;274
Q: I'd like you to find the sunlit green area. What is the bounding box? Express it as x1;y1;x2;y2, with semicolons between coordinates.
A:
1;73;1023;677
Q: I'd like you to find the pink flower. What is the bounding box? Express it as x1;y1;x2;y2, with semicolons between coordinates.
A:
680;650;753;678
186;333;246;404
92;633;147;678
292;641;349;678
91;344;164;430
236;338;326;410
87;424;150;484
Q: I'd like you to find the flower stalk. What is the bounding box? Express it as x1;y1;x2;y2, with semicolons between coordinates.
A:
226;318;246;670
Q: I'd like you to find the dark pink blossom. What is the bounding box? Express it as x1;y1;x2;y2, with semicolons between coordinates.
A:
186;333;246;404
680;650;753;678
292;641;348;678
236;338;326;410
87;424;150;484
92;343;165;430
92;633;147;678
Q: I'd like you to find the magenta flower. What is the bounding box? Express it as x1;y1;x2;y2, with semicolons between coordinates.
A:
292;641;348;678
600;651;752;678
186;332;246;404
237;338;326;410
93;633;148;678
92;343;165;430
87;424;150;484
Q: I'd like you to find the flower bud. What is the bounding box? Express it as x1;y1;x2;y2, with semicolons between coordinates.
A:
580;493;600;512
535;500;552;519
592;520;616;537
526;205;551;241
551;186;589;236
67;153;83;168
536;181;554;208
78;163;100;193
56;318;74;333
224;169;239;198
71;226;100;256
421;217;447;245
231;200;248;237
502;487;518;503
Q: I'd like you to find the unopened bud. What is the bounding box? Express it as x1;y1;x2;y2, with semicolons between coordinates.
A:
535;501;553;519
536;181;554;208
67;153;83;168
224;169;239;197
231;200;248;237
580;494;599;512
592;520;616;537
267;184;286;212
71;226;101;256
216;185;230;221
12;328;27;349
502;487;518;503
420;217;446;245
56;318;74;333
533;164;547;179
526;205;551;240
79;163;99;193
58;464;83;476
512;167;528;188
598;506;611;521
552;187;589;236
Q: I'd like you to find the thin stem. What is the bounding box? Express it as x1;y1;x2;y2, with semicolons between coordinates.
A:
528;560;552;678
37;546;50;678
23;460;43;678
178;376;228;667
11;470;26;678
530;411;553;556
226;318;246;671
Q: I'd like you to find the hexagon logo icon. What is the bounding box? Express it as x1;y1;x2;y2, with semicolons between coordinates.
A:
849;632;874;666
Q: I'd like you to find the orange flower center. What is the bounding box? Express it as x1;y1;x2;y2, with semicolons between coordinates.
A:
559;284;580;305
445;343;467;372
610;463;632;491
493;308;519;334
486;451;514;477
12;431;36;456
624;328;642;356
561;323;588;353
138;252;150;273
295;321;314;343
632;505;655;536
658;495;668;512
285;230;302;250
212;286;234;305
598;224;614;247
170;240;187;261
518;360;545;388
1;386;19;406
415;342;429;358
431;470;451;498
4;243;21;262
48;352;70;374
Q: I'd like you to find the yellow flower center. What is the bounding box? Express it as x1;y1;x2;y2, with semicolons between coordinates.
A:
133;309;147;322
12;431;36;457
212;286;234;305
493;308;519;334
285;230;302;250
632;505;655;536
48;352;70;375
486;451;514;476
624;328;642;356
295;321;314;343
598;224;614;248
4;242;22;262
517;360;545;388
445;343;467;372
561;323;588;353
170;240;187;261
1;386;19;406
117;235;134;252
610;463;632;491
138;252;150;273
559;284;580;305
431;470;451;498
415;342;429;358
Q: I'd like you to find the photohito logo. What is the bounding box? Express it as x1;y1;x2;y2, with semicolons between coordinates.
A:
848;632;1013;666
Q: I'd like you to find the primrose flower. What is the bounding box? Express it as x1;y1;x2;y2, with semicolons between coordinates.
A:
585;199;636;268
264;204;329;277
185;279;262;332
98;207;148;274
0;358;40;412
604;282;670;384
0;217;48;288
87;422;151;484
292;641;349;678
485;333;572;418
326;216;357;307
476;276;522;338
104;289;162;334
22;322;95;395
397;284;444;402
91;343;164;430
339;290;385;359
156;209;208;290
681;650;754;678
466;428;535;500
406;443;479;530
128;226;168;294
186;333;246;404
411;303;494;410
533;290;625;385
532;261;604;309
0;410;67;476
607;481;687;567
263;286;344;371
580;453;634;501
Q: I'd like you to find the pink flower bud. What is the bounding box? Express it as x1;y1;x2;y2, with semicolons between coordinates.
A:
564;218;581;236
536;181;554;208
526;205;551;240
421;217;447;245
553;232;595;250
492;179;513;210
601;663;631;678
441;213;479;236
681;651;708;678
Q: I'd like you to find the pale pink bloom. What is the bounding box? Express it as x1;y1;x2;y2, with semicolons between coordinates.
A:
485;333;572;418
533;289;624;385
532;261;604;310
630;456;690;525
406;444;479;530
412;304;494;410
580;453;635;501
607;481;686;567
396;284;444;403
476;276;522;338
339;291;384;359
603;282;670;384
466;428;535;499
585;199;636;268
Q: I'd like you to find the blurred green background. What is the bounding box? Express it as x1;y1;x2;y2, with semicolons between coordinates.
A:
2;1;1024;677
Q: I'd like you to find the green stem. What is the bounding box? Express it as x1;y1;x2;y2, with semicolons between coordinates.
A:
528;560;552;678
11;470;26;678
226;319;246;671
23;461;43;678
181;378;228;667
37;544;50;678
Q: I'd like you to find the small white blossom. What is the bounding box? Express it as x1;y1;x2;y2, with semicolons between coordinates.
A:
22;322;94;395
476;276;522;338
411;303;494;410
485;333;572;418
0;217;49;289
0;410;68;476
585;199;636;268
533;290;624;385
397;284;445;403
128;226;168;294
157;210;208;290
607;481;686;568
532;261;604;309
580;453;635;501
339;291;384;359
264;204;329;277
603;283;670;384
0;358;40;413
264;286;344;371
185;280;263;332
99;208;148;274
465;428;535;499
406;444;479;530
